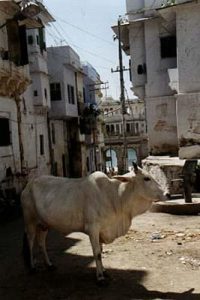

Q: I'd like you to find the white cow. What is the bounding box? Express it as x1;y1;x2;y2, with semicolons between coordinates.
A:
21;164;166;284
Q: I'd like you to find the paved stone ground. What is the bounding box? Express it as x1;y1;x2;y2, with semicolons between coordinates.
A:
1;212;200;300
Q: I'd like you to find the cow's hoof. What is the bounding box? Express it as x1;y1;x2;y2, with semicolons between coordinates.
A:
47;264;57;271
96;277;109;287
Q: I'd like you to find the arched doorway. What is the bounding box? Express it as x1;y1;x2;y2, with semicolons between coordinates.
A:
105;149;118;172
127;148;137;170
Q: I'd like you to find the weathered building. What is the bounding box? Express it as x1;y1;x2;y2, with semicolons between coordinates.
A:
100;97;148;173
0;0;53;195
115;0;200;159
47;45;83;177
22;4;54;178
47;48;104;177
81;62;105;173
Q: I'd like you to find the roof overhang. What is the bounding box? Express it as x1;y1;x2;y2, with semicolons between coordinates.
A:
18;17;43;28
35;1;55;24
0;0;55;28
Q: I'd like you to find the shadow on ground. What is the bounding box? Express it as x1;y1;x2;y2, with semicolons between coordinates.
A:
0;218;199;300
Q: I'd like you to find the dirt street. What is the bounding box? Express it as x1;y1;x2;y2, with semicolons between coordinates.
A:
1;212;200;300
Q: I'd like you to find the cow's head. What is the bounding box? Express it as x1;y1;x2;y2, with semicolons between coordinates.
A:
113;163;166;203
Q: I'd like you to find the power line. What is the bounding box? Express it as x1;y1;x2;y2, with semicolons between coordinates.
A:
47;23;116;64
54;15;115;47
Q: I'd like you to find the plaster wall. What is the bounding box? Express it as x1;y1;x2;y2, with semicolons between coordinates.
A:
146;95;178;154
47;46;79;118
177;93;200;159
144;19;176;98
51;120;65;176
126;0;193;13
177;4;200;93
63;67;78;117
129;23;146;99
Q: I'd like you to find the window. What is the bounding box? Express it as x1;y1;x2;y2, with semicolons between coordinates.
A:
160;36;177;58
28;35;33;45
50;83;62;101
39;134;44;155
116;124;120;134
34;90;38;97
36;35;39;45
0;118;11;146
44;88;47;99
67;84;75;104
106;125;110;133
126;123;130;133
135;123;139;134
38;28;46;52
83;87;86;103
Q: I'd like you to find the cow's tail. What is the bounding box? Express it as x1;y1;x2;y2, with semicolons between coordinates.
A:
22;232;31;269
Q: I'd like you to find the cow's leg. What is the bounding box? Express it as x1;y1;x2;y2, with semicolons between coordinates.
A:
89;229;107;284
23;224;36;271
36;226;55;270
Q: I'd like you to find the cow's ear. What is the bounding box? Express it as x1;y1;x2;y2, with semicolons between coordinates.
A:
113;176;131;183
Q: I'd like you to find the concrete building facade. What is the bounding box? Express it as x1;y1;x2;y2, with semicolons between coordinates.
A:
0;1;104;203
0;0;53;196
119;0;200;159
47;48;105;177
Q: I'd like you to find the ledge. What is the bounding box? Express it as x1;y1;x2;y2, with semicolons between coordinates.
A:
151;196;200;215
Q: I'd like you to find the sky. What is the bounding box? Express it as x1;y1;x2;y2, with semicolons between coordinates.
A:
43;0;132;100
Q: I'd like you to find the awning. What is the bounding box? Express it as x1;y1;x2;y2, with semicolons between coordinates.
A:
0;0;55;27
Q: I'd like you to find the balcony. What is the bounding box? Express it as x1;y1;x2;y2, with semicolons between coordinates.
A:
104;132;147;146
29;55;48;74
0;57;30;97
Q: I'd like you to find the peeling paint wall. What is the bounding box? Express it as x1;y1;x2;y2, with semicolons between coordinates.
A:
146;96;178;155
176;4;200;159
177;93;200;159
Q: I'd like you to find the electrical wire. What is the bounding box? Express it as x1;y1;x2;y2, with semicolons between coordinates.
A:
54;15;115;47
47;23;116;64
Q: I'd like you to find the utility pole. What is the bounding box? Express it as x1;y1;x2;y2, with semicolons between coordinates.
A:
111;16;129;173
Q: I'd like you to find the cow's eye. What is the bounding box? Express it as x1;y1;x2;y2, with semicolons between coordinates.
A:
144;177;151;181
